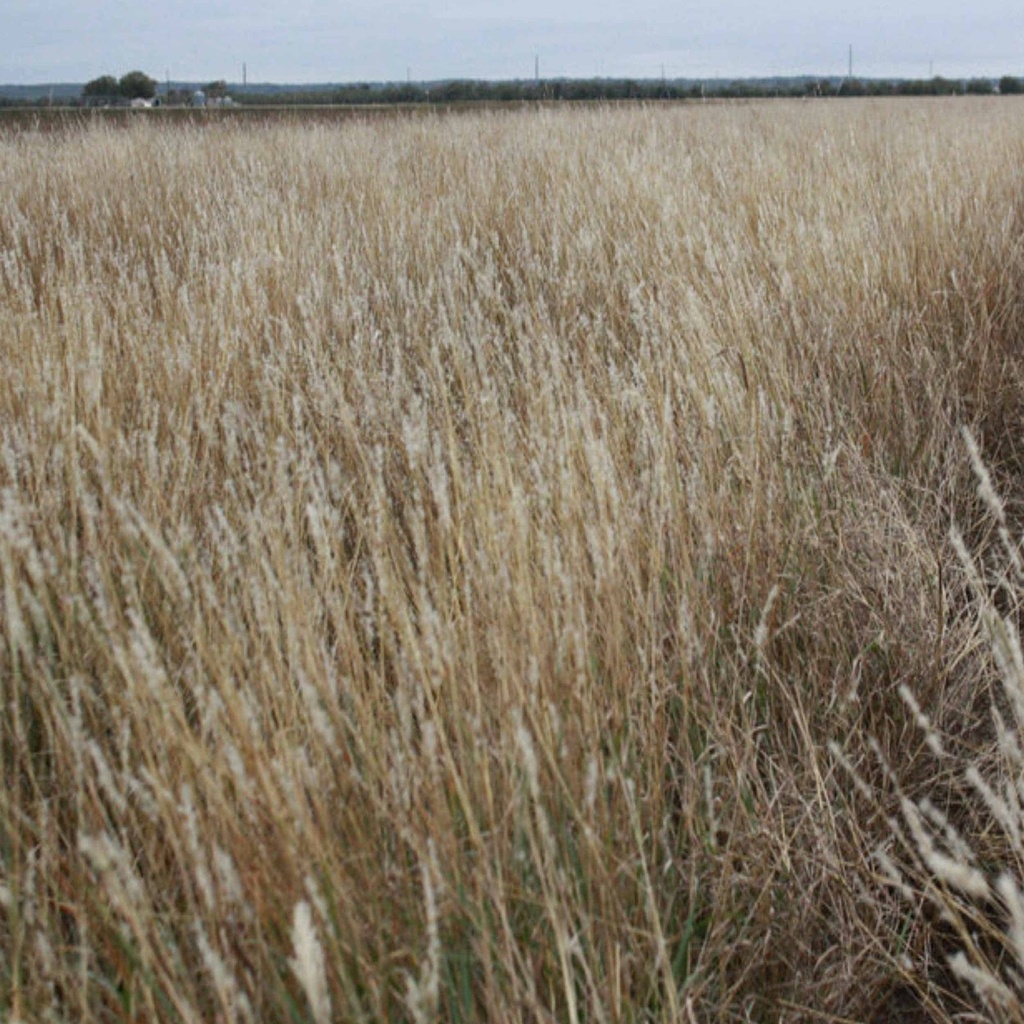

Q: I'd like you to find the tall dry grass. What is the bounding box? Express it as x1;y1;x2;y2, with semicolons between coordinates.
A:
4;98;1024;1021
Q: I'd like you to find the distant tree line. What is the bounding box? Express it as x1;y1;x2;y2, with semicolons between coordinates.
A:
2;73;1023;109
236;75;1024;106
82;71;158;101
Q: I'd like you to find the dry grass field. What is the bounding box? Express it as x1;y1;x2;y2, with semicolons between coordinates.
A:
5;98;1024;1022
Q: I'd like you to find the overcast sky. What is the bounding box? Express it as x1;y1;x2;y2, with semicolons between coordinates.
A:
4;0;1023;84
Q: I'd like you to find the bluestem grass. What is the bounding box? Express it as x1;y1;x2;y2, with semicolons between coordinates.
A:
4;100;1024;1021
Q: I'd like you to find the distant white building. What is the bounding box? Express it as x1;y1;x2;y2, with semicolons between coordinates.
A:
192;90;207;107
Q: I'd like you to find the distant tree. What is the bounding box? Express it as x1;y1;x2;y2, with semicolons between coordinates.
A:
999;75;1024;94
494;81;521;102
82;75;119;99
930;76;962;96
205;80;229;99
966;77;995;95
119;71;157;100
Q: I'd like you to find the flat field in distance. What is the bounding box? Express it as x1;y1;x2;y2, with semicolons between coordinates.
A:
5;99;1024;1022
0;104;426;133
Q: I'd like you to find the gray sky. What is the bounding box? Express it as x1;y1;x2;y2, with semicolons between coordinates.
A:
4;0;1023;83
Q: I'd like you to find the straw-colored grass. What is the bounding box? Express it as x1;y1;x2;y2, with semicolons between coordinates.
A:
4;98;1024;1022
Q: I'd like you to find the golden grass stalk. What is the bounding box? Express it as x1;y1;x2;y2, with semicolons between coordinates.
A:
3;98;1024;1021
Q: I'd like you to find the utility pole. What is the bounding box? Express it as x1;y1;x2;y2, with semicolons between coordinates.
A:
243;62;247;87
848;44;853;79
535;54;539;83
